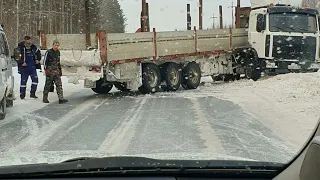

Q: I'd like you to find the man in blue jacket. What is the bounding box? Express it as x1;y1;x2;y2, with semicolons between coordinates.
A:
17;36;42;99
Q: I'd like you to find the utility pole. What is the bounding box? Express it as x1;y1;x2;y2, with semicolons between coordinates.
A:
219;5;223;29
235;0;241;28
141;0;148;32
210;14;218;29
187;4;191;30
146;2;150;32
199;0;203;30
16;0;19;45
228;1;236;29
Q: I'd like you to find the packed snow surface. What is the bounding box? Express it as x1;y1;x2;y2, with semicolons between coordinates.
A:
1;67;319;166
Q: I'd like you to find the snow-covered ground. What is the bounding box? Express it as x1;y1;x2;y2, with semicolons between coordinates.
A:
10;67;320;148
193;73;320;150
7;67;90;119
2;67;320;166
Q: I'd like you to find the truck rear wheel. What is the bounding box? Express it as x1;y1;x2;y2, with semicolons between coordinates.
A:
0;95;7;120
92;79;113;94
211;75;223;82
6;93;13;108
163;63;182;91
245;66;261;81
139;63;161;94
182;62;201;90
235;74;241;80
114;82;130;92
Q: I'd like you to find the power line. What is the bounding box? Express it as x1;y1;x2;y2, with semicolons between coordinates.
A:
210;13;218;29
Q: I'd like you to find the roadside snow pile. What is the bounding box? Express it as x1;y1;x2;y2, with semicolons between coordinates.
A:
197;73;320;148
7;67;87;120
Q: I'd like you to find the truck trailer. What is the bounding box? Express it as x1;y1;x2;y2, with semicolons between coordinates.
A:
38;3;320;94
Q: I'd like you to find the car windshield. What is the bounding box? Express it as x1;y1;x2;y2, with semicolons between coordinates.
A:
0;0;320;178
269;12;318;33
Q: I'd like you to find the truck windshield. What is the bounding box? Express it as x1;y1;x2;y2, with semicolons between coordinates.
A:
269;13;317;33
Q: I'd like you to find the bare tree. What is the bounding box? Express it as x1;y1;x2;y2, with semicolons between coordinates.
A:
1;0;126;51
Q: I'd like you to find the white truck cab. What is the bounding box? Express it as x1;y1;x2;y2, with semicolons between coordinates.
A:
248;4;320;72
0;25;14;120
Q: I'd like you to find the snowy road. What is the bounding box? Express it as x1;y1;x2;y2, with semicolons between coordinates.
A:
0;85;301;165
0;68;319;166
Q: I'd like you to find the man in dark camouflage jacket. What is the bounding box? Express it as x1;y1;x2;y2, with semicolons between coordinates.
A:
43;40;68;104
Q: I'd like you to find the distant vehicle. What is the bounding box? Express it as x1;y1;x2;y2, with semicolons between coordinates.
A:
0;24;14;120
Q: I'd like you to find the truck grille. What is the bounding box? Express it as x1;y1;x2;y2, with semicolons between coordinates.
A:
272;35;316;62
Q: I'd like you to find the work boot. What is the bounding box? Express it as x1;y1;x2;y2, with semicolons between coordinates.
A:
43;93;49;103
30;94;38;99
20;96;25;100
59;99;68;104
43;99;49;103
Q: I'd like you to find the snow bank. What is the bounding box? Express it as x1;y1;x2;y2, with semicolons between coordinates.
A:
6;67;86;120
195;73;320;149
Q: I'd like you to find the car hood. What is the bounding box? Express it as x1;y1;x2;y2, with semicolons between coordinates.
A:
0;151;256;166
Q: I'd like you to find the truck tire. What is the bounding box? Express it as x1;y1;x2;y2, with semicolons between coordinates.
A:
211;75;223;82
139;63;161;94
91;79;113;94
182;62;201;90
224;74;235;82
6;92;13;108
163;63;182;91
235;74;241;80
245;49;261;81
0;95;7;120
245;66;261;81
6;98;13;108
114;82;130;92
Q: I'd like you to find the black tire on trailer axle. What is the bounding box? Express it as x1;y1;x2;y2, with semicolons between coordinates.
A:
114;82;131;92
163;62;182;91
139;63;161;94
6;93;13;108
245;66;261;81
211;75;223;82
182;62;201;90
0;95;7;120
235;74;241;80
92;79;113;94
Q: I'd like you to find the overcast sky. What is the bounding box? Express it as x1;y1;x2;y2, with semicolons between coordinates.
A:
118;0;303;32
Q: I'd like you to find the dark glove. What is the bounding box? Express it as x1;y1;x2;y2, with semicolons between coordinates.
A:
45;69;50;76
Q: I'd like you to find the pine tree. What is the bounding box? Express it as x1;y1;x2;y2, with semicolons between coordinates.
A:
0;0;126;50
91;0;126;33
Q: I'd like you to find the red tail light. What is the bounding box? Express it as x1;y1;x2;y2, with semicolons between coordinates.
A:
89;67;101;73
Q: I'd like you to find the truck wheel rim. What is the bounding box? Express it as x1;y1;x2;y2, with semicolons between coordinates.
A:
245;67;252;78
169;69;179;85
189;68;199;84
148;70;158;87
0;100;4;114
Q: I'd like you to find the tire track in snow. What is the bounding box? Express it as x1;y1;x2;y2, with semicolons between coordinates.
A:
188;97;224;153
98;96;147;154
8;98;101;153
46;98;110;145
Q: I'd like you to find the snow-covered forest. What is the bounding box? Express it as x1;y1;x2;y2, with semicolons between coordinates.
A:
0;0;126;50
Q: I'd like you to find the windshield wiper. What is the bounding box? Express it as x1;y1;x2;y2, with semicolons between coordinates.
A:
0;156;284;178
